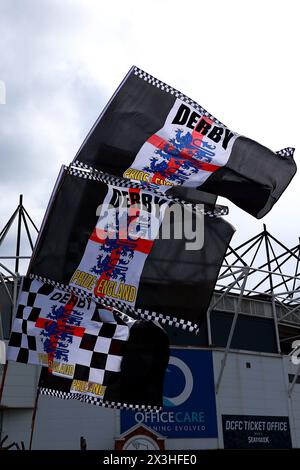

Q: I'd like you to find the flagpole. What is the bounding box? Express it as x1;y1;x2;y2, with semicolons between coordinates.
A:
0;361;8;404
0;273;19;412
29;387;40;450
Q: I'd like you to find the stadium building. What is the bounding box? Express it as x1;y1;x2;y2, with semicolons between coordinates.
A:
0;198;300;450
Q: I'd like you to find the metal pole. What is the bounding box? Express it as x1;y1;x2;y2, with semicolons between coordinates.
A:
267;237;290;294
288;362;300;397
216;282;300;299
291;238;300;296
247;243;300;293
264;226;281;354
217;267;244;281
0;272;13;303
278;303;300;323
266;252;300;293
215;267;249;394
0;275;19;409
0;362;8;405
21;209;34;251
11;274;19;332
271;295;281;354
207;271;246;346
0;276;19;410
0;263;18;276
219;234;261;281
223;258;242;289
15;195;23;274
29;388;40;450
22;206;39;233
219;264;300;280
0;208;19;246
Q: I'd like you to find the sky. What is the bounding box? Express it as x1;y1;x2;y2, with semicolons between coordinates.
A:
0;0;299;275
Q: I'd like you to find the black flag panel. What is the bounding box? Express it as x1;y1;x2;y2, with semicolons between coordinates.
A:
74;66;296;218
8;275;169;410
38;319;169;410
29;166;234;333
8;66;296;412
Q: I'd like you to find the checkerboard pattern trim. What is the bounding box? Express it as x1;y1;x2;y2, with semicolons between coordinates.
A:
276;147;295;158
28;274;201;334
39;387;162;411
133;66;226;127
8;277;135;388
69;163;229;218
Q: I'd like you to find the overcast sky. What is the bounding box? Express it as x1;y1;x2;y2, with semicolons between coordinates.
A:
0;0;299;274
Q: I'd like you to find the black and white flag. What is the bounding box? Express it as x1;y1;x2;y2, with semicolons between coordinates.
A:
74;66;296;218
28;166;234;333
8;276;169;410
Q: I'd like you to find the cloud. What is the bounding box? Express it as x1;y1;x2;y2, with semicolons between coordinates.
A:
0;0;299;275
0;0;107;268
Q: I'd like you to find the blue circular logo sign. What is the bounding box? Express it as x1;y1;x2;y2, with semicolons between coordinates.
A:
163;356;194;407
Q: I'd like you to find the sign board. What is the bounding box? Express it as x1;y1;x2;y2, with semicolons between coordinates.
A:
222;415;292;449
121;349;218;438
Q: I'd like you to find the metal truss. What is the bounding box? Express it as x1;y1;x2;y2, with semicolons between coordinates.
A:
217;224;300;313
0;195;38;334
0;196;38;411
211;224;300;395
1;198;300;397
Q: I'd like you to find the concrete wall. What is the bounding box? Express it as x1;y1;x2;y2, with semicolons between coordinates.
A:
212;349;292;448
1;349;300;449
1;409;32;449
1;361;39;408
213;350;289;416
32;395;117;450
283;356;300;448
0;360;39;449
